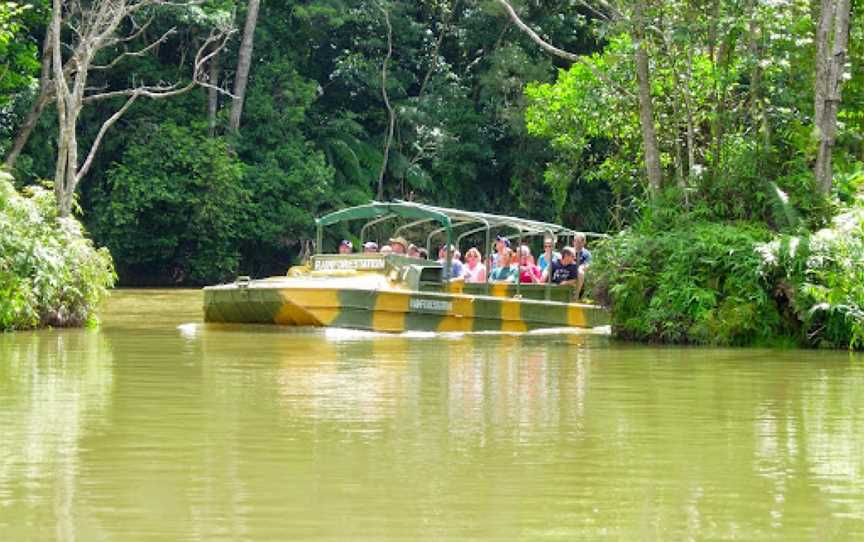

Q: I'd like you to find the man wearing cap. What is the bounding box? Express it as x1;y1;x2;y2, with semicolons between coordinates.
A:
388;236;408;255
339;240;353;254
491;235;511;270
363;241;378;253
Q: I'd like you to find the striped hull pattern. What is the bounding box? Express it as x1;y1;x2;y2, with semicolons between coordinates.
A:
203;284;610;333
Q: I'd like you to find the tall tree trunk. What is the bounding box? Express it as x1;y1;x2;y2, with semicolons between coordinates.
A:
748;0;769;152
814;0;850;194
633;3;662;194
662;26;687;205
685;48;696;185
4;30;53;170
51;0;72;216
208;49;221;137
377;2;395;201
228;0;260;132
814;0;834;129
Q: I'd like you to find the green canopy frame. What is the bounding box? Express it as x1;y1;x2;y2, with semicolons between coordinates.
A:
315;200;607;283
316;202;456;278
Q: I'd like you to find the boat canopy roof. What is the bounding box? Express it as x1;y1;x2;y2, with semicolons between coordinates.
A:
315;200;592;238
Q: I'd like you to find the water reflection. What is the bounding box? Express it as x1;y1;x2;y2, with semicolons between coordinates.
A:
1;289;864;540
0;330;114;540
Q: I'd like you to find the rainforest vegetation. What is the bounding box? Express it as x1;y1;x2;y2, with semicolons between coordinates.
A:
1;0;862;346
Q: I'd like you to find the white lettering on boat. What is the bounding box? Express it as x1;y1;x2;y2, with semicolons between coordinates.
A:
410;298;452;313
314;258;386;271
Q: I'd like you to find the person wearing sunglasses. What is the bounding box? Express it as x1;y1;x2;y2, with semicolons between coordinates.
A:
537;237;560;273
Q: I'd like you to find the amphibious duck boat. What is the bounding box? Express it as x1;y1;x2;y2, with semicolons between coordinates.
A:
203;202;609;332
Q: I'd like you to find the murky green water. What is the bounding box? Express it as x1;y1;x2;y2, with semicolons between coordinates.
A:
2;289;864;540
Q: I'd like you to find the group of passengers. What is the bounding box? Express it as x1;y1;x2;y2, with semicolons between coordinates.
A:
340;233;591;298
484;234;591;297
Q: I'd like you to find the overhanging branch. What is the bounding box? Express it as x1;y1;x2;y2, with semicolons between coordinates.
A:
493;0;633;99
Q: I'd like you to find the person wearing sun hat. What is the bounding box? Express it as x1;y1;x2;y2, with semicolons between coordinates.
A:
362;241;379;253
338;239;353;254
388;236;408;255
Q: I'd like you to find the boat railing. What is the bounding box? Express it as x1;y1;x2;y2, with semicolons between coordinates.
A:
308;254;582;301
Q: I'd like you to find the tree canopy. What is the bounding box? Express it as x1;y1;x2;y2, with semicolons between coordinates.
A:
1;0;861;285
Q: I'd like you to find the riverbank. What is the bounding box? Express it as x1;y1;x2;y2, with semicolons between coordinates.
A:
592;202;864;350
0;173;115;330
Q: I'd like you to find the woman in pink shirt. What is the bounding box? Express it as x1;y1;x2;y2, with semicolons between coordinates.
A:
463;247;487;283
517;245;542;284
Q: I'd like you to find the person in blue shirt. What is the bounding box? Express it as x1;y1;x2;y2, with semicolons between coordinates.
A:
438;244;465;279
537;237;560;272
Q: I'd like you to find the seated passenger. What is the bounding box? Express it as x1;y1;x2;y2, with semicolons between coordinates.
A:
491;235;511;270
388;236;408;255
363;241;378;253
488;248;517;284
541;246;580;285
572;233;592;298
407;244;421;258
463;247;486;283
417;247;429;260
517;245;542;284
438;244;465;279
339;240;353;254
380;245;393;256
537;237;560;272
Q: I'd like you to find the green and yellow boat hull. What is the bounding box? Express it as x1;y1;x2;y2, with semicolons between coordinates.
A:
204;258;609;333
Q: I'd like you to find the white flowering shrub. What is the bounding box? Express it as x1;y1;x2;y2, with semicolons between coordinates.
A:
758;203;864;349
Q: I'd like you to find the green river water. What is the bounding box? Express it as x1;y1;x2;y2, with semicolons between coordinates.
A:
1;289;863;540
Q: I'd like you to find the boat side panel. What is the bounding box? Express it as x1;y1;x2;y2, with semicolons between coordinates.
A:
372;291;411;332
330;290;377;330
206;284;609;331
435;296;475;332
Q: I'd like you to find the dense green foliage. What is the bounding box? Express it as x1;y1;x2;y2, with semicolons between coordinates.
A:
592;221;783;346
594;191;864;350
1;1;863;347
759;198;864;350
0;172;115;330
0;2;41;108
526;1;863;227
90;123;245;284
4;0;608;284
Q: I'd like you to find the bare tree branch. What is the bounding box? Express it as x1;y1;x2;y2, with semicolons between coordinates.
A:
419;0;459;97
493;0;633;98
119;14;156;42
91;27;177;70
83;29;234;103
576;0;613;22
76;94;139;181
44;0;234;216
